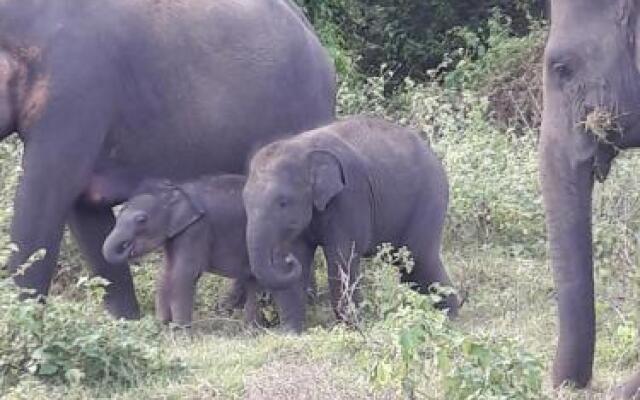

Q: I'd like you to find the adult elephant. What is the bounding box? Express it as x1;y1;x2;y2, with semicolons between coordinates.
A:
540;0;640;396
0;0;335;319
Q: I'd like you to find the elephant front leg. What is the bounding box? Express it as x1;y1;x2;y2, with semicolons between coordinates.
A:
68;203;140;319
219;279;247;314
155;265;173;324
169;274;198;328
272;285;305;333
167;252;203;328
273;241;316;331
9;79;114;303
324;242;362;324
243;279;260;328
8;143;96;299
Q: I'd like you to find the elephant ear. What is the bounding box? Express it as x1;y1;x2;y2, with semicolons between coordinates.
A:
166;188;206;239
309;150;345;211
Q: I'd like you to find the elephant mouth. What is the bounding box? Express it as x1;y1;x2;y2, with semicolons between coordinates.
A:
579;107;621;142
272;244;296;264
117;240;142;260
271;251;297;268
118;240;136;259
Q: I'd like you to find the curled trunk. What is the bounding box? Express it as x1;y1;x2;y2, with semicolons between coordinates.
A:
247;228;302;290
102;230;133;265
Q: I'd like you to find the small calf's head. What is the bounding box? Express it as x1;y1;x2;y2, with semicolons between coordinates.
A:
102;180;204;265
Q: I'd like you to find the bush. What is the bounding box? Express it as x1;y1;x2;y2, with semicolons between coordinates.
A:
0;138;21;237
297;0;545;86
358;245;544;399
444;16;546;135
0;273;173;392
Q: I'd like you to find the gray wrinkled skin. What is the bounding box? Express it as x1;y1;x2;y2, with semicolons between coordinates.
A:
540;0;640;396
0;0;335;319
102;176;308;332
243;116;459;322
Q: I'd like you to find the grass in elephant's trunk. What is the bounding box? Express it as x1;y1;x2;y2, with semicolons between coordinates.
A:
579;107;623;144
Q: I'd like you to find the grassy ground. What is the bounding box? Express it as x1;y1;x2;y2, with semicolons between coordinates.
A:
3;244;638;399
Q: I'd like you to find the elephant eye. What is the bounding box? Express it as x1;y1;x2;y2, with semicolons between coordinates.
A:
278;198;289;208
551;61;573;81
135;213;148;224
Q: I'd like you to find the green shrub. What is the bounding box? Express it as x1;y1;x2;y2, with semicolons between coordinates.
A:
358;245;544;399
0;138;22;237
297;0;544;86
0;274;173;392
444;16;546;134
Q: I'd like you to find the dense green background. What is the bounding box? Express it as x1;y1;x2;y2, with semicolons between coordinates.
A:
295;0;545;83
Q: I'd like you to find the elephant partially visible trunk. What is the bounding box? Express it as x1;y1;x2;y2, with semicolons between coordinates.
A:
246;225;302;290
102;229;133;265
540;133;596;388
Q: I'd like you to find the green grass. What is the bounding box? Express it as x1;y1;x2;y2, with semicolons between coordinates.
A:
2;243;638;399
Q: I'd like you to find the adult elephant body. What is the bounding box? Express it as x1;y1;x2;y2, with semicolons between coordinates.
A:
540;0;640;396
0;0;335;319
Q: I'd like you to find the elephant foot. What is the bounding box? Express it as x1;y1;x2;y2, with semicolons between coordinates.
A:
276;324;302;335
611;371;640;400
103;291;141;320
217;280;248;315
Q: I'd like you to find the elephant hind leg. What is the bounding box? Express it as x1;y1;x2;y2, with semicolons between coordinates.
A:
68;202;140;319
400;214;458;318
401;253;458;318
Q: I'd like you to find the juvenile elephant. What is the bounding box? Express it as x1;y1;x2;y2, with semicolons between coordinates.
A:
102;176;309;331
0;0;334;319
243;116;459;320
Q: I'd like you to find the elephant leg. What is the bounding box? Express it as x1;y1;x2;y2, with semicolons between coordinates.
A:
167;250;203;327
9;143;99;300
68;203;140;319
402;250;458;318
324;242;362;323
401;214;458;318
294;241;317;304
243;279;259;328
306;263;318;304
155;265;173;324
272;284;305;333
9;65;114;300
612;370;640;399
220;279;247;313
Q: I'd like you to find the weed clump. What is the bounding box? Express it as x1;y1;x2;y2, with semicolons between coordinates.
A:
0;274;174;392
356;245;545;399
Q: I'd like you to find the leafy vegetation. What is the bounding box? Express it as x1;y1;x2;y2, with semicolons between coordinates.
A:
0;274;174;392
296;0;544;85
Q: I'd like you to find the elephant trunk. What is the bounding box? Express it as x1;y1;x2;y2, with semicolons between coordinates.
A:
247;224;302;291
540;134;595;388
102;229;133;265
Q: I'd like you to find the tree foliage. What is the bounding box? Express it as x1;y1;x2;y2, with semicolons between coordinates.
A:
296;0;545;83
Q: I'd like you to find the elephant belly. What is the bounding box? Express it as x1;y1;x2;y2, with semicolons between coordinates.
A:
80;168;142;207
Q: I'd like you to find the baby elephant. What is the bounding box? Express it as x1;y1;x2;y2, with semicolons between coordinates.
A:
102;175;308;331
243;115;459;320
